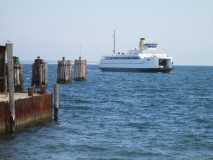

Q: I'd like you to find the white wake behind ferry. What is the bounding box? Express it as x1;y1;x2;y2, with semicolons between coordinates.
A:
99;36;173;72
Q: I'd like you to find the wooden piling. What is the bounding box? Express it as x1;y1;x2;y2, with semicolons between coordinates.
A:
53;84;59;121
6;43;15;132
0;46;6;92
31;56;48;93
57;57;72;84
13;56;23;92
74;56;87;81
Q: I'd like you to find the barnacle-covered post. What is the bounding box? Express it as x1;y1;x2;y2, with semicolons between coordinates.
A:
57;57;72;84
31;56;48;93
74;56;87;81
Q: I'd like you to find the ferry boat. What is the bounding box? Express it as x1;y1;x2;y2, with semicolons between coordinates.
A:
99;33;173;72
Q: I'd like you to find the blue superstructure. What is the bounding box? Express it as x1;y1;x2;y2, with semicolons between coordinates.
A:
144;43;158;48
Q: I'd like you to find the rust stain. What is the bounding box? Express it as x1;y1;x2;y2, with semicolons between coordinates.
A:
0;93;52;134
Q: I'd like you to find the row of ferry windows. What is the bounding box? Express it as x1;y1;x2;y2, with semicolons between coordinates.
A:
105;57;140;60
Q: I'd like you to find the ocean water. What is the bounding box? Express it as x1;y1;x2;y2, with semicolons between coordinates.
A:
0;65;213;160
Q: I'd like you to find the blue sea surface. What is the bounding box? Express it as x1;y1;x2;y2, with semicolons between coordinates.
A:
0;65;213;160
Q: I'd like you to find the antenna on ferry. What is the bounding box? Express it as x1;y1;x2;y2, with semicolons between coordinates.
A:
113;30;116;54
80;44;82;57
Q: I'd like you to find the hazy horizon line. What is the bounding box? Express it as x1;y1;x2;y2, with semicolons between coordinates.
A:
20;60;213;67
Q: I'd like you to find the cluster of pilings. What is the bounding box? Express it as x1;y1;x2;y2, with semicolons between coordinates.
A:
0;41;88;135
57;56;87;84
0;47;23;93
0;43;59;134
0;41;89;135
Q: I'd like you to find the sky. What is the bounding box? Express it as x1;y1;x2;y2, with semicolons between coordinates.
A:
0;0;213;65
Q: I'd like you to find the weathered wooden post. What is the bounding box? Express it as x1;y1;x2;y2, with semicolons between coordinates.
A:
57;57;72;84
53;84;60;121
0;46;7;93
6;42;15;132
13;56;23;92
31;56;48;93
74;56;87;81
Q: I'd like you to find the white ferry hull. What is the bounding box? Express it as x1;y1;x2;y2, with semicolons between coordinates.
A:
99;67;172;72
99;57;173;72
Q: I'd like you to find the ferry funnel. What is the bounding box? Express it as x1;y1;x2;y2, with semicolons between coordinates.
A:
139;38;145;50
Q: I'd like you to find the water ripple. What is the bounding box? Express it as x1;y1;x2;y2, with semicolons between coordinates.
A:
1;65;213;159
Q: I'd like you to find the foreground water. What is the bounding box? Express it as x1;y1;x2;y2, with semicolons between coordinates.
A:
0;65;213;160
